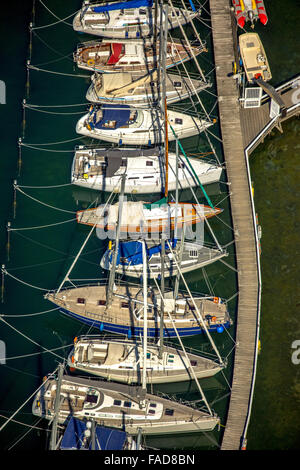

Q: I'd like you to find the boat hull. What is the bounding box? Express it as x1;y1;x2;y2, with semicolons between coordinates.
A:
58;305;231;337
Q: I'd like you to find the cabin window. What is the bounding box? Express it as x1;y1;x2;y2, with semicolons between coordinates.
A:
146;161;153;166
189;250;198;258
190;360;198;366
175;118;183;125
165;409;174;416
130;61;140;65
113;399;122;406
149;409;155;414
98;300;106;306
77;298;85;304
146;352;151;359
168;359;174;363
174;81;182;88
124;401;132;408
143;176;154;179
121;302;129;308
150;403;157;408
139;9;146;14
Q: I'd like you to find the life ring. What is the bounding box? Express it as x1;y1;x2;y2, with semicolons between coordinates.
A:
74;337;78;343
71;355;75;364
213;297;219;304
212;316;217;322
87;58;95;67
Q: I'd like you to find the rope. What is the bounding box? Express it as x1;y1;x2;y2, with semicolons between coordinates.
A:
15;185;76;214
16;182;73;188
0;369;57;433
1;306;60;318
31;30;74;63
28;64;90;78
31;2;78;30
0;317;64;361
24;104;85;116
0;414;50;433
2;268;50;292
7;417;45;450
3;343;73;362
20;135;84;146
8;217;76;232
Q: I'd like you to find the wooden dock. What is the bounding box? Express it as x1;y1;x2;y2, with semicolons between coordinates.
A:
209;0;300;450
209;0;260;450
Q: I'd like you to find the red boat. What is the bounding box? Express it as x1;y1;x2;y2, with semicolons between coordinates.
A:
232;0;268;28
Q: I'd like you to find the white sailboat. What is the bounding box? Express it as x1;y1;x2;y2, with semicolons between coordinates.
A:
86;70;210;107
100;238;228;279
76;104;214;145
71;146;222;194
73;0;201;39
32;374;220;435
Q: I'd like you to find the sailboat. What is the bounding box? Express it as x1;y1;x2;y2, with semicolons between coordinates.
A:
32;374;220;435
86;70;210;107
73;0;201;39
74;37;204;74
100;238;227;279
75;199;222;236
67;336;224;384
71;146;222;194
75;104;214;146
45;282;231;337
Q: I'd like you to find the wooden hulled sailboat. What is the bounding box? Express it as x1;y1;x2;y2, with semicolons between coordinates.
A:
74;37;204;74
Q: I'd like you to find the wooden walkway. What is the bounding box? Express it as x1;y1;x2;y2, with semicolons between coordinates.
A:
241;75;300;152
209;0;260;450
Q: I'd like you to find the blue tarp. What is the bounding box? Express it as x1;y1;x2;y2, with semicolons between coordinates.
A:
93;0;153;13
60;417;127;450
112;239;178;266
93;105;131;130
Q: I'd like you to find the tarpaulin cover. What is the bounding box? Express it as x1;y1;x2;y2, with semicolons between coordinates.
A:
93;0;153;13
93;104;131;129
60;417;127;450
112;239;178;266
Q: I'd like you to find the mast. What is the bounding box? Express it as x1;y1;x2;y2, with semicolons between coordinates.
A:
159;237;165;359
142;240;148;391
106;173;126;307
160;0;168;198
49;362;64;450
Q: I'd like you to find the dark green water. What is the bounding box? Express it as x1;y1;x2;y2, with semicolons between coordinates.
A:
0;0;298;451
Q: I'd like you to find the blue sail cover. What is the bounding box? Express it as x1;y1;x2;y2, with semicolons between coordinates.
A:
93;0;154;13
60;417;127;450
93;105;131;130
114;239;178;266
